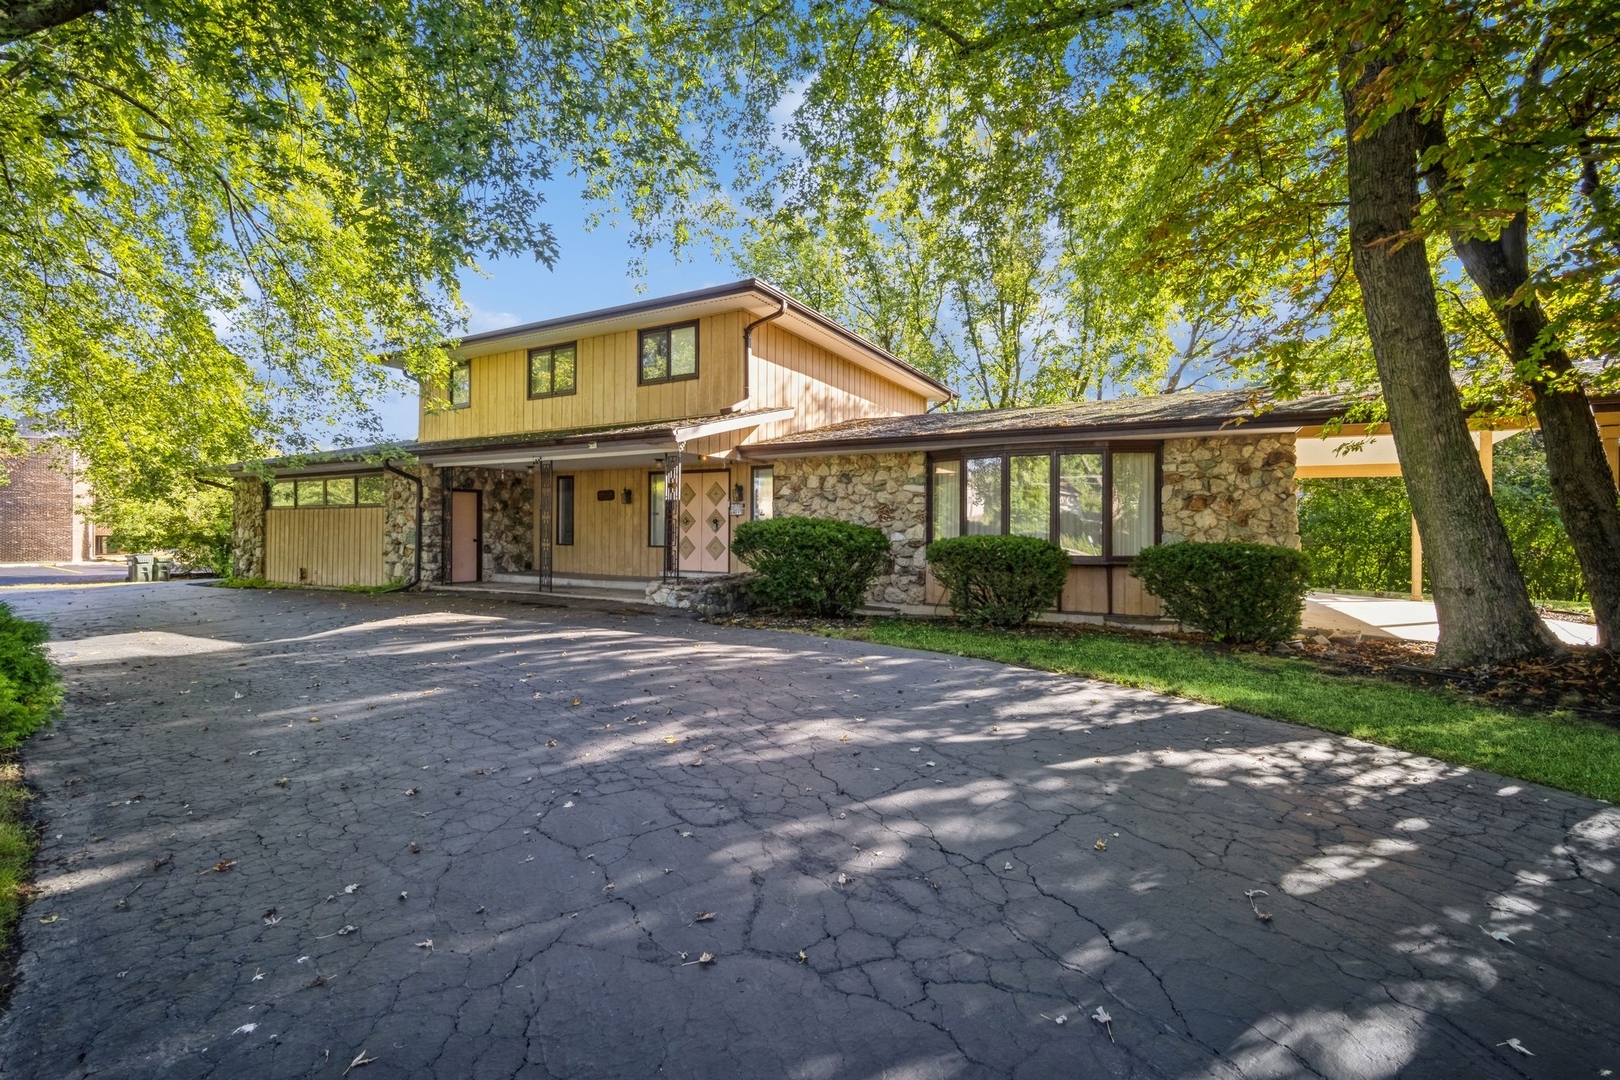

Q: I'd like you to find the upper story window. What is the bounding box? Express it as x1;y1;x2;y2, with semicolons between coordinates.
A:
638;322;698;385
449;360;471;408
928;445;1159;561
528;343;577;398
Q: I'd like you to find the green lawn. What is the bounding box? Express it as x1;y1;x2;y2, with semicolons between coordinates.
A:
845;619;1620;803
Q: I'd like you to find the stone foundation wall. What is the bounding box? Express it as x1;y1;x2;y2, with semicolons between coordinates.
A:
645;573;751;617
230;477;265;579
1160;435;1298;547
770;452;928;607
420;465;445;584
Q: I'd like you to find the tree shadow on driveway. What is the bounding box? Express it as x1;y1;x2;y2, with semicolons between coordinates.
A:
1;583;1614;1079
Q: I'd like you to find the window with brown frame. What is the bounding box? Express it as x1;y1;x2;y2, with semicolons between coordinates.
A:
449;361;471;408
270;475;385;509
926;445;1160;561
528;343;577;398
555;476;575;545
648;472;666;547
637;322;698;384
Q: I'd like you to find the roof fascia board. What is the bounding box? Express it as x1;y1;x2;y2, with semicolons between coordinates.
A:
738;418;1325;458
672;407;794;442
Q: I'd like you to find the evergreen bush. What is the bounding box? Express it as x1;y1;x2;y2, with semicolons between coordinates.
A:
1130;541;1311;644
732;516;891;617
925;535;1068;627
0;603;59;745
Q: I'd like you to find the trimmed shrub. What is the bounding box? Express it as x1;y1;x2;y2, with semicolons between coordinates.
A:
0;602;59;745
732;516;891;617
925;535;1068;627
1130;542;1311;644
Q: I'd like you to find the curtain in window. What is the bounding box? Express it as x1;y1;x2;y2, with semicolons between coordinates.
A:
1111;452;1155;556
965;457;1002;534
1009;455;1050;538
751;467;774;520
931;460;960;539
1058;453;1103;555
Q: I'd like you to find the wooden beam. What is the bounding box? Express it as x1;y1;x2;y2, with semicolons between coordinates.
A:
1607;435;1619;486
1411;516;1423;601
1294;422;1391;440
1479;428;1493;492
1294;462;1405;479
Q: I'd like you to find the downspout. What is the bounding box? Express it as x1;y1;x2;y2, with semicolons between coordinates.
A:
383;459;423;589
741;298;789;403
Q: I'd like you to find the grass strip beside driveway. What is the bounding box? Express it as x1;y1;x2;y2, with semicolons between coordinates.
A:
856;619;1620;804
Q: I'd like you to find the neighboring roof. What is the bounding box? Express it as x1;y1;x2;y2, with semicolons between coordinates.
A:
743;387;1366;455
229;408;794;474
438;279;954;404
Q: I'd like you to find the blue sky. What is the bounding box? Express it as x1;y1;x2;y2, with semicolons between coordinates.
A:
370;186;737;441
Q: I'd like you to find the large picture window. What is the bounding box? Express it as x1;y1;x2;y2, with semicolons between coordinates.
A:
638;322;698;384
528;343;577;398
927;446;1159;560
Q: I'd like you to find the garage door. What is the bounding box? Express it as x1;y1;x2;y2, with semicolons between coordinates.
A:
265;507;386;586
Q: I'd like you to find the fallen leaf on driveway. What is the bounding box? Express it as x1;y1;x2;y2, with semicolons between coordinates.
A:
274;777;288;787
1003;862;1014;871
1092;1006;1114;1043
681;952;717;966
836;873;854;886
344;883;360;894
38;914;58;924
415;939;434;951
232;1023;257;1035
337;924;358;935
343;1049;375;1075
693;910;716;922
152;854;172;871
796;949;808;964
203;860;235;874
678;830;693;838
1496;1038;1533;1056
1481;926;1515;944
546;739;558;747
404;788;419;797
1094;839;1107;851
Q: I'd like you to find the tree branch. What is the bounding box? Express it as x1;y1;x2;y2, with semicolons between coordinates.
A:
866;0;1136;55
0;0;107;45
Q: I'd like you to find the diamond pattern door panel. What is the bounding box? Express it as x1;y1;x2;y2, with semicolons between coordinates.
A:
678;472;730;574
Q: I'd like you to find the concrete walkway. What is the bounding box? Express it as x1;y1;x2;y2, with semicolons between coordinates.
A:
1303;591;1598;647
0;583;1614;1079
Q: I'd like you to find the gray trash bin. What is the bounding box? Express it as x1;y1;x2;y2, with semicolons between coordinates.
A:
126;554;155;582
153;556;174;581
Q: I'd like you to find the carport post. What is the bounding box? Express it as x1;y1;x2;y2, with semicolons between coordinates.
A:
1410;516;1422;601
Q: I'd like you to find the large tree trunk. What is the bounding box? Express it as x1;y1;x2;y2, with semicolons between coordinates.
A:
1339;52;1559;666
1448;213;1620;651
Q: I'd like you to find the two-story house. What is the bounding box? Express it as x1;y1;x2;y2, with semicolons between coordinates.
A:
231;280;1613;623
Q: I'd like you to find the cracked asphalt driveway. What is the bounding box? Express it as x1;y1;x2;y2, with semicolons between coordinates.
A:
0;584;1616;1079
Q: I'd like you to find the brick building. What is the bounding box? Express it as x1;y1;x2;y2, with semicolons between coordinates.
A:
0;436;100;563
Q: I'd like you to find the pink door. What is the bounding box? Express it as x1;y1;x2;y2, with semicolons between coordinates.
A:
678;473;731;573
450;490;480;582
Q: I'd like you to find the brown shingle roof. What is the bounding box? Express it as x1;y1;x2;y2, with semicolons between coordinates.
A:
744;387;1365;454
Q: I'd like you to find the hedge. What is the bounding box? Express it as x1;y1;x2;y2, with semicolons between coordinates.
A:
1130;541;1311;644
732;516;891;617
0;602;59;745
925;534;1068;627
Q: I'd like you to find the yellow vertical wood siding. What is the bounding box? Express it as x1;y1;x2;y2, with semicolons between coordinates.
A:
551;467;667;578
744;323;928;442
421;312;749;442
265;508;386;586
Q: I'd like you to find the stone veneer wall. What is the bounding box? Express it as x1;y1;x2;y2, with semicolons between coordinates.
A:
419;465;534;581
770;452;928;606
1160;435;1298;547
383;467;421;584
230;477;266;579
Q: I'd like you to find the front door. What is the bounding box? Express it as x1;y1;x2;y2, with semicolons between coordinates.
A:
678;473;731;574
450;490;481;582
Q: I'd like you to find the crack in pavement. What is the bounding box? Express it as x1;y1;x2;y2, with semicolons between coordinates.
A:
0;583;1614;1079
